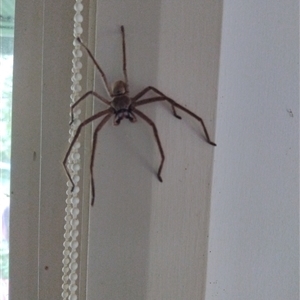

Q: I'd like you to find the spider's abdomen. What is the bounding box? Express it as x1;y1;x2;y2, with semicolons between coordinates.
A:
111;95;136;125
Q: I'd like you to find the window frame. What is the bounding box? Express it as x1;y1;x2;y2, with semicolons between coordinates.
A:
10;0;92;298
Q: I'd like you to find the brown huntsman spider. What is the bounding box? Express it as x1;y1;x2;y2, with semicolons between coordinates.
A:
64;26;216;206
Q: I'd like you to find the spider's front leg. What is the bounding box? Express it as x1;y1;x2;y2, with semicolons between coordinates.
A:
132;86;182;119
133;86;216;146
133;108;165;182
90;113;112;206
77;37;114;98
63;108;112;192
69;91;110;125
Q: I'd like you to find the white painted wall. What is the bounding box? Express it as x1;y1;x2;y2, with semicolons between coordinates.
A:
86;1;221;299
206;1;299;299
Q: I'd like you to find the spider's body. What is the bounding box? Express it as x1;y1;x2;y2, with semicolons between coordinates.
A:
110;82;136;124
64;26;216;206
112;100;136;125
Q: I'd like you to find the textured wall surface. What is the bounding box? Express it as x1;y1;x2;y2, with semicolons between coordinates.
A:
87;1;221;299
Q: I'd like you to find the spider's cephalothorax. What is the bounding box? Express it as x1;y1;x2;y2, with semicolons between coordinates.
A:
110;80;136;125
64;26;216;206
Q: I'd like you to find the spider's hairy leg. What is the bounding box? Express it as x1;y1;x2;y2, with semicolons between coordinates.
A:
90;113;112;206
134;89;216;146
77;37;113;98
70;91;110;125
132;86;181;119
170;100;217;146
63;108;113;192
133;108;165;182
120;26;128;89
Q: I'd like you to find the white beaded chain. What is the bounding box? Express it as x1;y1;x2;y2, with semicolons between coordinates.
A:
62;1;84;299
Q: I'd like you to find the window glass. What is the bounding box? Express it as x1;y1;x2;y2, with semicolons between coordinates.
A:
0;0;15;299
